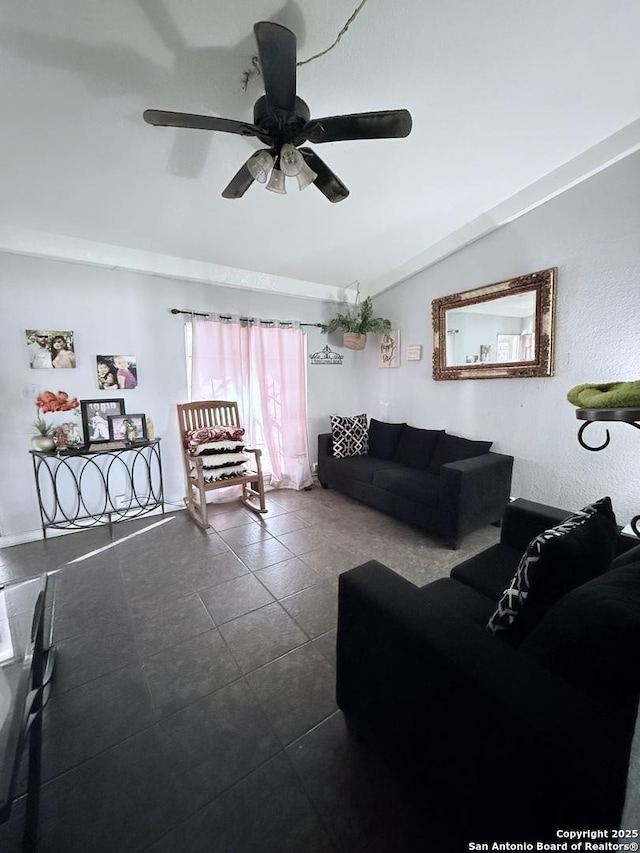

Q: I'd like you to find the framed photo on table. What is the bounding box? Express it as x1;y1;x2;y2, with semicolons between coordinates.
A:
80;399;125;446
108;413;147;443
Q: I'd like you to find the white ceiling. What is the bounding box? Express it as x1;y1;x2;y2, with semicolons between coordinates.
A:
1;0;639;302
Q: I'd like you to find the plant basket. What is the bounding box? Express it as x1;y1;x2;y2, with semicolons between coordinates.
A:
343;332;367;350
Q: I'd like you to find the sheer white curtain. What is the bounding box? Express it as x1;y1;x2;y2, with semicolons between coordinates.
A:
191;318;312;490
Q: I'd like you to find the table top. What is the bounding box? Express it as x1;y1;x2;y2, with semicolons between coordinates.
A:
30;438;161;456
0;574;49;816
575;407;640;422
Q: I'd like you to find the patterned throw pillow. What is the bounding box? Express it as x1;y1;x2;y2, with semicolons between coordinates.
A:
487;496;617;643
330;414;369;458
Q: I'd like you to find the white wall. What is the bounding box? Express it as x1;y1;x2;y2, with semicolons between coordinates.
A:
0;255;358;540
358;150;640;527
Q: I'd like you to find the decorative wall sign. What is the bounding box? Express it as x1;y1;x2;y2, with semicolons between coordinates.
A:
378;330;401;368
309;344;344;366
406;345;422;361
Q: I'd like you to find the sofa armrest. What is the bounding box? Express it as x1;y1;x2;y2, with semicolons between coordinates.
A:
337;562;630;832
499;498;570;550
501;498;640;556
437;451;513;547
317;433;333;486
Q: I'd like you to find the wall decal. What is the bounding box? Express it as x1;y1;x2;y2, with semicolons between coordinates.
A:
309;344;344;365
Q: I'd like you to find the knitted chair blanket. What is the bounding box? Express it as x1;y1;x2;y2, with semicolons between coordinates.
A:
567;381;640;408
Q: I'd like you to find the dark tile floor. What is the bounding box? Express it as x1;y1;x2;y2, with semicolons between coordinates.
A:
0;486;499;853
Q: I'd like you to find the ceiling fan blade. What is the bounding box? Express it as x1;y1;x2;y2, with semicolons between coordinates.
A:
143;110;260;137
254;22;296;113
299;148;349;203
221;162;255;199
305;109;412;143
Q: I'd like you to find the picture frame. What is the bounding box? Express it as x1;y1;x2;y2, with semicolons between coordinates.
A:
108;413;147;443
80;399;125;446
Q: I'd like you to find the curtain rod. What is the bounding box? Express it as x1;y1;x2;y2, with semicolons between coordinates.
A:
170;308;322;328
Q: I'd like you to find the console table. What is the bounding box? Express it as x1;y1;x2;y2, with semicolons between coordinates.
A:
30;440;165;539
0;573;55;853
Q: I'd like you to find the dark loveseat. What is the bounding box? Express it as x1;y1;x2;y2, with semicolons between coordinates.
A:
337;498;640;842
318;419;513;548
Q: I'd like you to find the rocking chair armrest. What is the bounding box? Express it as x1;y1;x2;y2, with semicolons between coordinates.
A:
244;447;262;457
183;450;202;463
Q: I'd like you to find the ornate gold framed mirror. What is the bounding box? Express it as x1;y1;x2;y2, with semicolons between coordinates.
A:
432;267;556;380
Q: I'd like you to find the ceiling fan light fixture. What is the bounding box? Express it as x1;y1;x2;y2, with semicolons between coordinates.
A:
144;21;411;202
266;167;287;194
247;150;275;183
279;143;304;178
296;159;318;191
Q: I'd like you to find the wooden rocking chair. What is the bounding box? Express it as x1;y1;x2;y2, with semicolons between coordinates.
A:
177;401;267;529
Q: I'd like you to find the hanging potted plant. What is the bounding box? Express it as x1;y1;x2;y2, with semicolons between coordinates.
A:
321;295;392;350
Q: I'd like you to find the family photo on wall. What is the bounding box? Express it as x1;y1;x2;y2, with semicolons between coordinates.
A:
96;355;138;389
26;329;76;369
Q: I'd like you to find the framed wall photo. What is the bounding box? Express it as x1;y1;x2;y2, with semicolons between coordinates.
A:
96;355;138;389
108;413;147;443
81;399;125;445
26;329;76;369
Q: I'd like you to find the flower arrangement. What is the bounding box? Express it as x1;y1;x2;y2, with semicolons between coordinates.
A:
36;390;80;413
32;390;80;436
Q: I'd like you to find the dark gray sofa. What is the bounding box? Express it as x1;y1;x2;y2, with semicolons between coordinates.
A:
336;498;640;843
318;419;514;548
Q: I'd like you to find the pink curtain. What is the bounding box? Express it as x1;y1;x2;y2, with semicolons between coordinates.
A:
191;320;312;491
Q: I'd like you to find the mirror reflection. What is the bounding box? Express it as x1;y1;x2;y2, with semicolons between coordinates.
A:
445;291;536;367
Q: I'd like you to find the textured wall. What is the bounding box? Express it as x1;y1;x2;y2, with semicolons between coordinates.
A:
358;150;640;526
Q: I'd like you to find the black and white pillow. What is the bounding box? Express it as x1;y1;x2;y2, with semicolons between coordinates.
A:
487;496;617;643
330;413;369;458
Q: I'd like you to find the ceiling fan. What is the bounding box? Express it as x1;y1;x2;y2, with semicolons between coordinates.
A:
143;21;412;203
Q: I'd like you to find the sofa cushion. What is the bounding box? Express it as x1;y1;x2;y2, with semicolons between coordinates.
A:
521;562;640;706
450;543;524;601
394;426;444;469
368;419;406;460
486;496;618;644
372;467;440;508
417;578;497;630
330;413;368;458
325;455;401;485
427;433;492;475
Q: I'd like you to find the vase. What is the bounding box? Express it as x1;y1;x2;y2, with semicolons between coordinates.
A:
31;435;56;453
343;332;367;351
